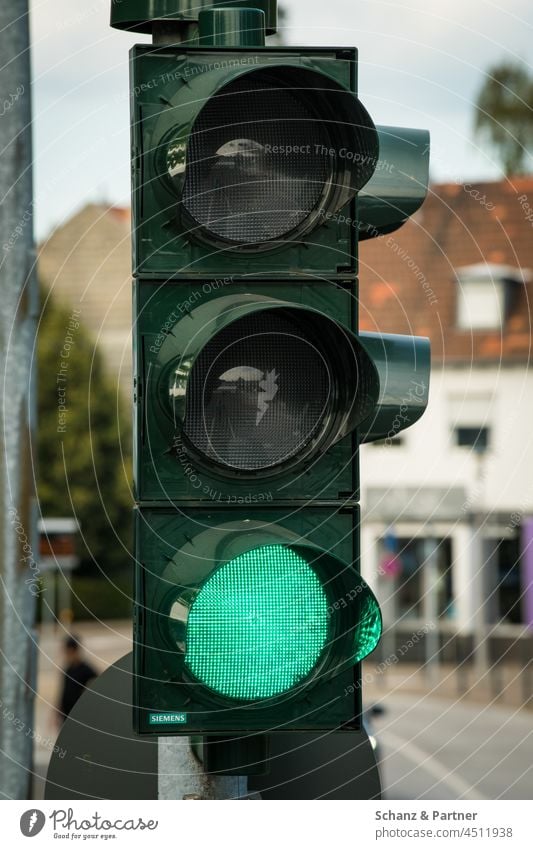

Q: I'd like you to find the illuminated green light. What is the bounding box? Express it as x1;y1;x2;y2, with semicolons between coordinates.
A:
185;545;329;700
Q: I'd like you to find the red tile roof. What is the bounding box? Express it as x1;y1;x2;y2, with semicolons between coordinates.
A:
359;178;533;363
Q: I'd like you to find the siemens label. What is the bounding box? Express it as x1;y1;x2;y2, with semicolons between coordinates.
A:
148;712;187;726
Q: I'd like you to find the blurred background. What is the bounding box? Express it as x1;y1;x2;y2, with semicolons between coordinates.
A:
2;0;533;800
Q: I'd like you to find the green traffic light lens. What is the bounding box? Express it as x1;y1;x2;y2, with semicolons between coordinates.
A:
185;545;329;701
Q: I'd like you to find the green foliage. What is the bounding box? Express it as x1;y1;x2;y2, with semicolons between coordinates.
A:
70;572;132;621
37;288;133;580
474;61;533;176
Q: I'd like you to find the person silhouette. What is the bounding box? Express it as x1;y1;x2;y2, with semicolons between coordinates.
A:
57;634;97;723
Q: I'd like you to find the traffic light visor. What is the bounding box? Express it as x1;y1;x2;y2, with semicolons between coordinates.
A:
159;65;378;249
158;295;380;474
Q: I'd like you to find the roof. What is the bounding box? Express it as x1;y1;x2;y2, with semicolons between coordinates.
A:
38;180;533;380
359;177;533;363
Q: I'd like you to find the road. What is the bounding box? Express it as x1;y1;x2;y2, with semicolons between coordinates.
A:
32;622;533;800
372;692;533;800
32;621;132;798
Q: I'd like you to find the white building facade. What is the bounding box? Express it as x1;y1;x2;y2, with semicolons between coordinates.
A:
360;362;533;653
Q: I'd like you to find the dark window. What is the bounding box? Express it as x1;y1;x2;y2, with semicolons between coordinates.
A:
455;426;490;450
378;536;453;619
495;537;521;625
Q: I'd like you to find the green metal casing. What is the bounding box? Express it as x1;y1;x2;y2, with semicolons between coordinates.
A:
359;126;430;239
111;0;278;35
129;45;430;278
124;10;431;740
134;279;430;502
134;279;359;502
130;45;369;278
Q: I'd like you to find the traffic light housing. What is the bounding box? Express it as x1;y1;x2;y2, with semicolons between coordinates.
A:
114;0;431;740
134;284;429;502
129;44;378;276
134;509;382;733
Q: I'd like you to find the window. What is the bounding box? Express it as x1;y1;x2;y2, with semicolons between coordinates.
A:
495;537;521;625
455;264;529;331
455;426;490;451
378;536;453;619
449;395;492;454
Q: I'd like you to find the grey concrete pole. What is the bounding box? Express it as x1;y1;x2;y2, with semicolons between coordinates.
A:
158;738;249;800
422;536;440;687
0;0;39;799
472;453;490;680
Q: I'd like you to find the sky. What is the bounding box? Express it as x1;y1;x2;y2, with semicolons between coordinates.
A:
28;0;533;240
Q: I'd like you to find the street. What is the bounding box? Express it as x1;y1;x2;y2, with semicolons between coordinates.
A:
373;692;533;800
34;622;533;800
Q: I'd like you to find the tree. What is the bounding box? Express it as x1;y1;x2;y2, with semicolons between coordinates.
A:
37;288;132;578
474;62;533;176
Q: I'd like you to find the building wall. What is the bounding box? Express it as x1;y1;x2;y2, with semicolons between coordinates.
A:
361;365;533;515
360;364;533;633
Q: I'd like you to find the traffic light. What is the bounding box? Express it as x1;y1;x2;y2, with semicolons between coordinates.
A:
128;47;377;276
112;0;431;738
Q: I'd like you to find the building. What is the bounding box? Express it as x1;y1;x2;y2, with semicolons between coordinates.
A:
38;203;132;395
359;177;533;653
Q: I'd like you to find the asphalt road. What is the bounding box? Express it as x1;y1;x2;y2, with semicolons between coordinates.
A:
372;692;533;800
33;623;533;800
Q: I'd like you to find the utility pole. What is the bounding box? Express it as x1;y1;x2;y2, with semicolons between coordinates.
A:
0;0;38;799
472;450;490;680
423;535;440;687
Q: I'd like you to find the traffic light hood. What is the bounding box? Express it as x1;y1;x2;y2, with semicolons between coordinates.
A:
358;331;431;443
145;59;378;250
152;293;430;471
358;126;430;238
154;293;381;473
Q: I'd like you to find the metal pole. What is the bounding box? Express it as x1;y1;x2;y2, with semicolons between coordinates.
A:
472;454;490;681
422;536;440;687
0;0;38;799
152;21;197;45
158;738;249;799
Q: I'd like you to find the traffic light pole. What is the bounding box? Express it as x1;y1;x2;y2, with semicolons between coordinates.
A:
0;0;38;800
158;737;250;799
152;21;193;45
